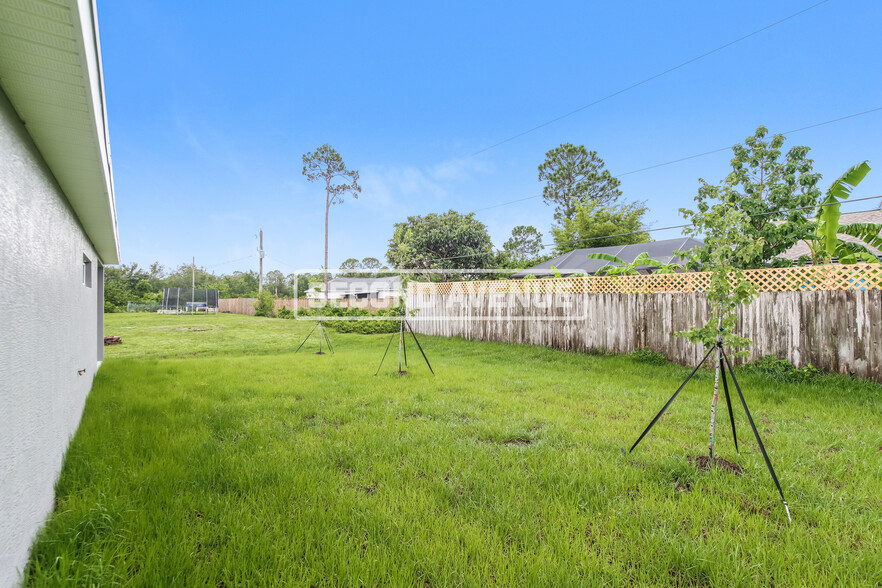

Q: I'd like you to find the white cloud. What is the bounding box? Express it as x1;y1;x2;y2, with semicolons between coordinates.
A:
355;156;495;216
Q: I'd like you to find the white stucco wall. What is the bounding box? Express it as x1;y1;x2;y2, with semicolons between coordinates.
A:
0;88;103;586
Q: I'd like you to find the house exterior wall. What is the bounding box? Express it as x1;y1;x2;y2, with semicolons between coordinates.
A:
0;87;103;585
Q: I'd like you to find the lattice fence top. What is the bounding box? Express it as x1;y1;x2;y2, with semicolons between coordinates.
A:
407;263;882;296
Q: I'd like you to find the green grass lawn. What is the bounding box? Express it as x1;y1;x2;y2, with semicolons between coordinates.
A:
26;312;882;586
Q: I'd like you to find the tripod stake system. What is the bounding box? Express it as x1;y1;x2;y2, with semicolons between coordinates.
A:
294;319;335;355
628;334;791;523
374;314;435;377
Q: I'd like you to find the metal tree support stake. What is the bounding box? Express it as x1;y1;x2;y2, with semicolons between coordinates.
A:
294;319;334;355
628;337;791;522
374;314;434;377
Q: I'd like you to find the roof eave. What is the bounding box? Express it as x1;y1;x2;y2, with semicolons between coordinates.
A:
0;0;119;264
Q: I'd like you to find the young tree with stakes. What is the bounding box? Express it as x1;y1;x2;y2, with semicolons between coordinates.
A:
302;144;361;302
630;135;795;522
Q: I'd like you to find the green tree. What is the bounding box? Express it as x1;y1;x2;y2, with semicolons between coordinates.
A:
803;161;881;264
538;144;621;221
218;270;259;298
683;126;822;269
135;280;154;296
147;261;165;290
338;257;362;277
361;257;382;272
264;270;287;297
502;225;544;265
253;290;276;317
302;144;361;301
551;200;649;253
103;277;130;312
386;210;494;281
679;199;765;462
294;274;312;298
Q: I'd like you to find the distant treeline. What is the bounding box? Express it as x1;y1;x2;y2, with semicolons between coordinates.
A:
104;262;323;312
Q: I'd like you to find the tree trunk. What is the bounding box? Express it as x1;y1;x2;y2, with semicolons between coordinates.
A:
708;352;721;460
707;315;723;461
324;188;330;304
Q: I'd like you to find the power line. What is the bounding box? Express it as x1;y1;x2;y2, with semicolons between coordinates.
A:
615;106;882;178
260;198;882;275
470;0;831;157
411;105;882;224
417;195;882;264
204;254;256;269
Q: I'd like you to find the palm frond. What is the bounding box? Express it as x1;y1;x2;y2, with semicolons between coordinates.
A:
817;161;871;256
837;222;882;250
585;253;626;264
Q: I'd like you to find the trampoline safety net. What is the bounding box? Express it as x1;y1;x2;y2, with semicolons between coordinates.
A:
162;288;220;312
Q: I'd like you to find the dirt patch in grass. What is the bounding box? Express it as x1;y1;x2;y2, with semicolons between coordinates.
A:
504;437;532;446
688;455;743;475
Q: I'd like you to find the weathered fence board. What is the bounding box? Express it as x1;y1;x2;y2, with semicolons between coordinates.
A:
408;290;882;382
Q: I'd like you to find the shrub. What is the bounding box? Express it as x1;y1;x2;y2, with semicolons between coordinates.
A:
631;348;667;365
254;291;276;317
295;305;399;334
748;355;819;382
277;306;294;319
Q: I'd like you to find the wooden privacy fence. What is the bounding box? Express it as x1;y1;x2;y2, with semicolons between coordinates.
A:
219;297;399;316
406;264;882;382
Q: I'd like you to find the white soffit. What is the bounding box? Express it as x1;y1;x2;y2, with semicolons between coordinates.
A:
0;0;119;263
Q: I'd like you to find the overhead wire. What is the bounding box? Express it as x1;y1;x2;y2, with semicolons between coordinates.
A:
615;106;882;178
470;0;831;156
255;196;882;275
434;106;882;219
413;195;882;265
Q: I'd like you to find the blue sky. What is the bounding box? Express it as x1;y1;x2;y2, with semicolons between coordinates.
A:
99;0;882;276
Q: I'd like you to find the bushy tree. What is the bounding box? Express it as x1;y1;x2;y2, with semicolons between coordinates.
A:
361;257;381;271
264;270;290;297
538;144;621;221
338;258;362;277
682;126;822;269
386;210;494;281
253;290;276;317
502;225;544;265
551;201;649;253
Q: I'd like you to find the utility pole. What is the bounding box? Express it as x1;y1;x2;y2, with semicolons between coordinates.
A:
258;229;265;294
191;256;195;312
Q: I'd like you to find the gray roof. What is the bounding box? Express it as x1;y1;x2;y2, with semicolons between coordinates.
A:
328;276;401;292
778;210;882;260
510;237;705;278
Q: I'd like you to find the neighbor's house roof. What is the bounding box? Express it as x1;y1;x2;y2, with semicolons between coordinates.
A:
329;276;401;293
778;209;882;261
510;237;705;278
0;0;118;263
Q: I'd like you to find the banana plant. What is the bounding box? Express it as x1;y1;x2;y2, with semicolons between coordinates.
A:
586;252;682;275
805;161;882;264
